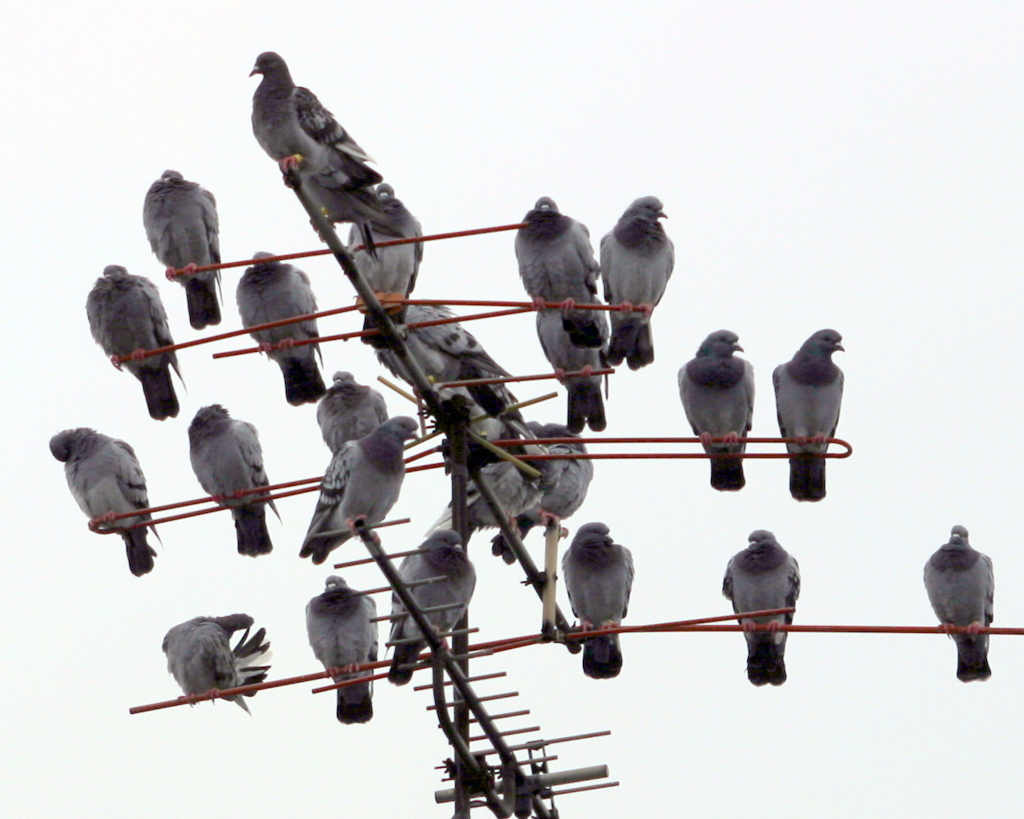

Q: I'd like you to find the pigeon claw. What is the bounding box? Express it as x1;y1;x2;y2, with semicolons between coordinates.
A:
765;621;783;633
553;367;567;382
966;621;983;635
741;620;759;633
346;516;367;535
127;348;149;362
809;434;828;445
532;296;548;310
257;341;275;354
182;263;199;276
617;301;635;313
638;302;654;318
109;354;124;371
559;298;577;312
279;154;304;172
722;432;740;445
539;510;561;528
699;432;715;447
164;266;180;281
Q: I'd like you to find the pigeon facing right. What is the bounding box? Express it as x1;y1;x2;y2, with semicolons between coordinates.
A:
162;614;272;714
306;576;378;723
722;530;800;686
317;372;389;455
924;525;994;683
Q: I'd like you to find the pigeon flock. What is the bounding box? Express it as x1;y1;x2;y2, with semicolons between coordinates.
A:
48;50;991;725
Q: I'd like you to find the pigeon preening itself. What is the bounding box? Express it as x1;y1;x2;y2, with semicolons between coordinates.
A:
301;416;419;564
317;371;389;454
250;52;397;257
773;329;844;502
516;197;606;348
143;170;222;329
237;252;325;406
562;523;634;679
924;526;994;683
306;576;378;723
600;196;674;370
536;308;607;433
86;265;182;421
50;428;158;577
188;405;278;557
162;614;272;714
491;423;594;564
722;530;801;686
388;530;476;686
679;330;755;491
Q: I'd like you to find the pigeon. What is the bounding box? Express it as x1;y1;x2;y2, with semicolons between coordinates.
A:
250;52;397;257
491;422;594;564
188;405;278;556
388;530;476;686
301;416;419;564
317;371;389;454
306;576;379;723
535;308;607;433
722;530;801;686
562;523;634;679
924;525;994;683
773;329;844;502
516;197;606;348
162;614;272;714
679;330;755;491
86;265;182;421
143;170;222;329
50;428;158;577
237;252;325;406
600;196;674;370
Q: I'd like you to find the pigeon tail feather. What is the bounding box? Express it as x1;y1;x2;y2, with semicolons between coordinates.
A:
710;457;745;492
746;637;787;686
234;507;273;556
336;684;374;723
561;312;605;349
627;323;655;370
282;358;326;406
388;642;422;686
122;529;157;577
789;456;826;502
582;635;622;679
606;317;641;366
138;368;179;421
566;381;606;434
184;277;222;329
955;637;992;682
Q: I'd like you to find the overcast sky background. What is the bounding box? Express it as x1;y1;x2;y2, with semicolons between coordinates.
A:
3;3;1023;817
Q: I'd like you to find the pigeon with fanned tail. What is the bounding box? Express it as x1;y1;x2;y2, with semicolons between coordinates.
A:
773;329;844;502
535;308;607;433
723;530;800;686
50;428;158;577
143;170;222;329
317;372;389;454
86;265;182;421
924;525;994;683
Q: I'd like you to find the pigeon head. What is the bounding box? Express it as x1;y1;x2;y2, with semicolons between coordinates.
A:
189;404;231;439
332;371;355;384
102;264;129;278
381;416;418;440
697;330;742;358
573;522;612;545
800;329;844;357
250;51;289;78
324;575;351;591
425;529;463;550
49;428;97;462
624;195;667;221
949;525;970;545
748;530;778;545
376;183;395;201
160;170;184;183
534;196;558;213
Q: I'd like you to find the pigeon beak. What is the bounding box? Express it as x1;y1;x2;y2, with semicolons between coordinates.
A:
658;210;668;219
834;343;845;352
733;343;744;353
249;66;262;77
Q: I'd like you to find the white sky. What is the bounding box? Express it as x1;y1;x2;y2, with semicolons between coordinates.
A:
3;3;1024;817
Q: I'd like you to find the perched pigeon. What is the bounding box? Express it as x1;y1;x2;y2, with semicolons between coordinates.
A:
388;530;476;686
301;416;419;564
317;371;389;454
86;265;182;421
237;252;325;406
924;525;994;683
50;428;158;577
679;330;755;491
306;576;379;723
722;530;801;686
773;329;844;502
491;422;594;563
516;197;605;348
188;405;278;556
536;308;607;433
562;523;634;679
143;170;221;329
250;52;397;256
600;196;674;370
162;614;272;714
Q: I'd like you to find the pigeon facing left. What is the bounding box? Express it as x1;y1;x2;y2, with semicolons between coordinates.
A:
143;170;222;329
162;614;272;714
86;265;182;421
237;252;325;406
722;530;800;686
50;428;158;577
317;371;389;455
924;525;994;683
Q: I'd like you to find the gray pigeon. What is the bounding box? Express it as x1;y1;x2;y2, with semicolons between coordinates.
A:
491;422;594;564
924;525;994;683
250;52;396;256
600;196;674;370
237;252;326;406
188;405;277;556
143;170;222;329
50;428;158;577
679;330;755;491
562;522;634;679
86;265;182;421
301;416;419;564
722;530;801;686
388;530;476;686
306;576;379;723
317;371;389;454
162;614;272;714
516;197;606;348
536;308;607;433
773;329;844;502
